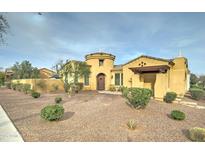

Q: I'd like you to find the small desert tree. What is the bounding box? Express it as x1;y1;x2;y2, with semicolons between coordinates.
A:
190;73;198;85
11;60;40;79
62;61;90;93
198;75;205;88
52;59;64;75
31;67;40;78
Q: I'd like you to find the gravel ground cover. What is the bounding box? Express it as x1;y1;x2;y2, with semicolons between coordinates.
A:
0;87;205;141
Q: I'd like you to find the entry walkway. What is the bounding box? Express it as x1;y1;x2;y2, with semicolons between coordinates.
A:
174;100;205;109
0;105;24;142
98;90;122;95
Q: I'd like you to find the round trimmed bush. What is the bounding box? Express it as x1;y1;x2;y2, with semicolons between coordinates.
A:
164;92;177;103
190;88;204;100
123;87;152;109
188;127;205;142
55;96;62;104
171;110;185;120
31;91;40;98
41;105;64;121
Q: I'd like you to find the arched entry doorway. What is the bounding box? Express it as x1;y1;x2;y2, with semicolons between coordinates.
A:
97;73;105;90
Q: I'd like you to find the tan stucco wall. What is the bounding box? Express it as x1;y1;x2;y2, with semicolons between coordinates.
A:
60;52;189;100
122;57;170;88
122;56;188;100
142;73;156;91
169;57;188;96
85;53;115;90
12;79;64;93
154;73;169;100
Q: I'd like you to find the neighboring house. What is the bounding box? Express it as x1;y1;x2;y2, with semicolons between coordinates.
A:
39;68;57;79
62;52;190;100
5;69;14;81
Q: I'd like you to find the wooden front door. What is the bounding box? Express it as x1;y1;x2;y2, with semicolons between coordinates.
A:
97;74;105;90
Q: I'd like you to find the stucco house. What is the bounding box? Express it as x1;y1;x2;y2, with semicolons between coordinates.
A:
63;52;190;100
39;68;59;79
5;69;14;81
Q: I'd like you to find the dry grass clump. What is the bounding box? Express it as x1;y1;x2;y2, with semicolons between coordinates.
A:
127;119;137;130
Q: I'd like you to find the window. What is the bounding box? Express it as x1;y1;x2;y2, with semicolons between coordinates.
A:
115;73;120;85
99;59;104;66
121;73;123;85
84;74;89;86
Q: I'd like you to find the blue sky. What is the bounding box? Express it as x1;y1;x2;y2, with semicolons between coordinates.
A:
0;13;205;74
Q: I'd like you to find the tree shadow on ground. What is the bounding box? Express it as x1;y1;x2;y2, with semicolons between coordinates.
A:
60;112;75;121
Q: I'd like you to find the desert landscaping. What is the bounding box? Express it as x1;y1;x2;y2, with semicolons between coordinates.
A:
0;87;205;141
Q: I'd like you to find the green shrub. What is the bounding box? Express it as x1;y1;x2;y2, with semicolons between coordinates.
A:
11;83;17;90
5;82;11;89
16;83;24;92
55;96;62;104
188;127;205;142
123;87;152;109
23;84;31;94
190;88;204;100
198;83;205;91
190;84;203;90
41;104;64;121
164;92;177;103
109;85;116;91
0;72;5;86
31;91;41;98
122;87;129;97
127;119;137;130
171;110;185;120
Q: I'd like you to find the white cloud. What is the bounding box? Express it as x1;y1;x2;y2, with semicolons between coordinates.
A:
0;13;205;74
